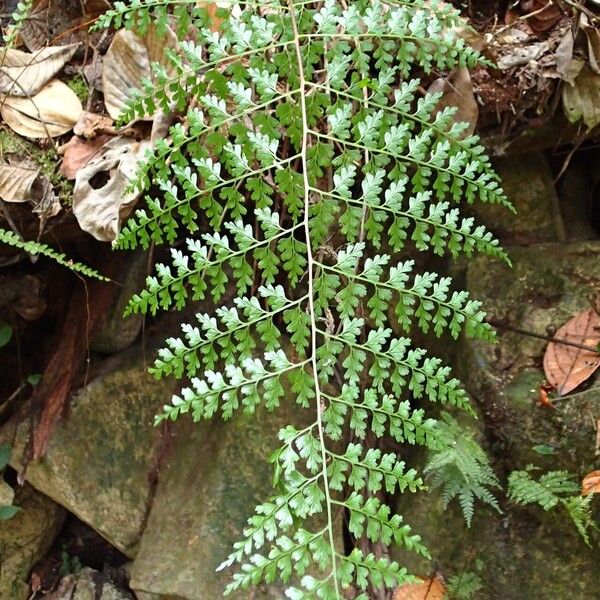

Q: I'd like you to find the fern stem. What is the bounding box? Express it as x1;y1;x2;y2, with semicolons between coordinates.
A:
288;0;340;593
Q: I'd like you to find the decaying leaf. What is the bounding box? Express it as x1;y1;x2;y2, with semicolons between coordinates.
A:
521;0;563;34
21;0;110;51
582;470;600;496
73;137;151;241
393;577;446;600
102;25;177;121
555;28;584;85
428;67;479;136
0;79;83;138
580;13;600;75
563;64;600;130
60;134;112;179
543;308;600;396
0;44;79;97
73;111;115;138
0;161;39;202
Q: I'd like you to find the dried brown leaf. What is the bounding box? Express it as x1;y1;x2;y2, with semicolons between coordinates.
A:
73;137;151;241
60;134;112;179
563;64;600;130
102;25;177;121
555;28;585;85
73;111;115;138
580;13;600;75
522;0;563;34
543;308;600;395
0;79;83;138
0;161;39;202
0;44;79;96
393;577;446;600
427;67;478;136
582;470;600;496
21;0;110;51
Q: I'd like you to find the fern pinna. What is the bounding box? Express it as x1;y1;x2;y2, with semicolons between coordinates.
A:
99;0;510;597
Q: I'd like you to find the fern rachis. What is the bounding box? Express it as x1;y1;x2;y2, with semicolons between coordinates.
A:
98;0;510;597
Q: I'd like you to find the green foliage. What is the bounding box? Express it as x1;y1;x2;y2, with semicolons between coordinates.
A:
508;467;598;545
99;0;509;596
425;412;501;526
445;571;483;600
2;0;33;47
0;324;12;349
0;228;107;280
0;444;19;521
59;547;83;577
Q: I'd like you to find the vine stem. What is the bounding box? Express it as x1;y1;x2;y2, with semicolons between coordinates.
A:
288;0;340;595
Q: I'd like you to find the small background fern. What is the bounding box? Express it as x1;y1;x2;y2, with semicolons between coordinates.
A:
98;0;510;597
425;412;501;527
508;467;598;545
0;227;106;280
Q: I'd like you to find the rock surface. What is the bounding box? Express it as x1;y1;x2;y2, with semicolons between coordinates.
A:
129;402;335;600
7;352;175;557
91;250;147;354
51;567;133;600
463;241;600;471
0;485;65;600
390;241;600;599
469;152;565;245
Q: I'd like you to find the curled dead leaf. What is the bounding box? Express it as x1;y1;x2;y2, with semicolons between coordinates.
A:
60;134;112;179
521;0;563;34
73;137;151;241
427;67;478;137
0;79;83;138
393;577;446;600
73;111;115;138
582;470;600;496
0;161;39;202
102;25;177;121
0;44;79;97
21;0;110;51
543;308;600;396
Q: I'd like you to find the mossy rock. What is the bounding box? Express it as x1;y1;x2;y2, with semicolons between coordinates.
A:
0;485;65;600
6;351;175;557
461;241;600;473
467;152;565;245
391;408;600;600
129;400;343;600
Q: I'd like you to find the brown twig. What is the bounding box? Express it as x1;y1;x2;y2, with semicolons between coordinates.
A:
489;319;600;353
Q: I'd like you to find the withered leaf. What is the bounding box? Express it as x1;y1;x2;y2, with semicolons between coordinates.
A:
0;44;79;97
582;470;600;496
543;308;600;396
427;67;479;137
393;577;446;600
1;79;83;138
73;137;151;241
0;162;39;202
102;25;177;121
60;134;112;179
522;0;562;34
21;0;109;51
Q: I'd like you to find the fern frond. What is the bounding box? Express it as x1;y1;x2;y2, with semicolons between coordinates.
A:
425;412;501;527
102;0;511;595
508;467;598;545
0;228;107;280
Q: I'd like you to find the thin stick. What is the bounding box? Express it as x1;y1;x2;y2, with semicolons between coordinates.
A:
489;320;600;353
